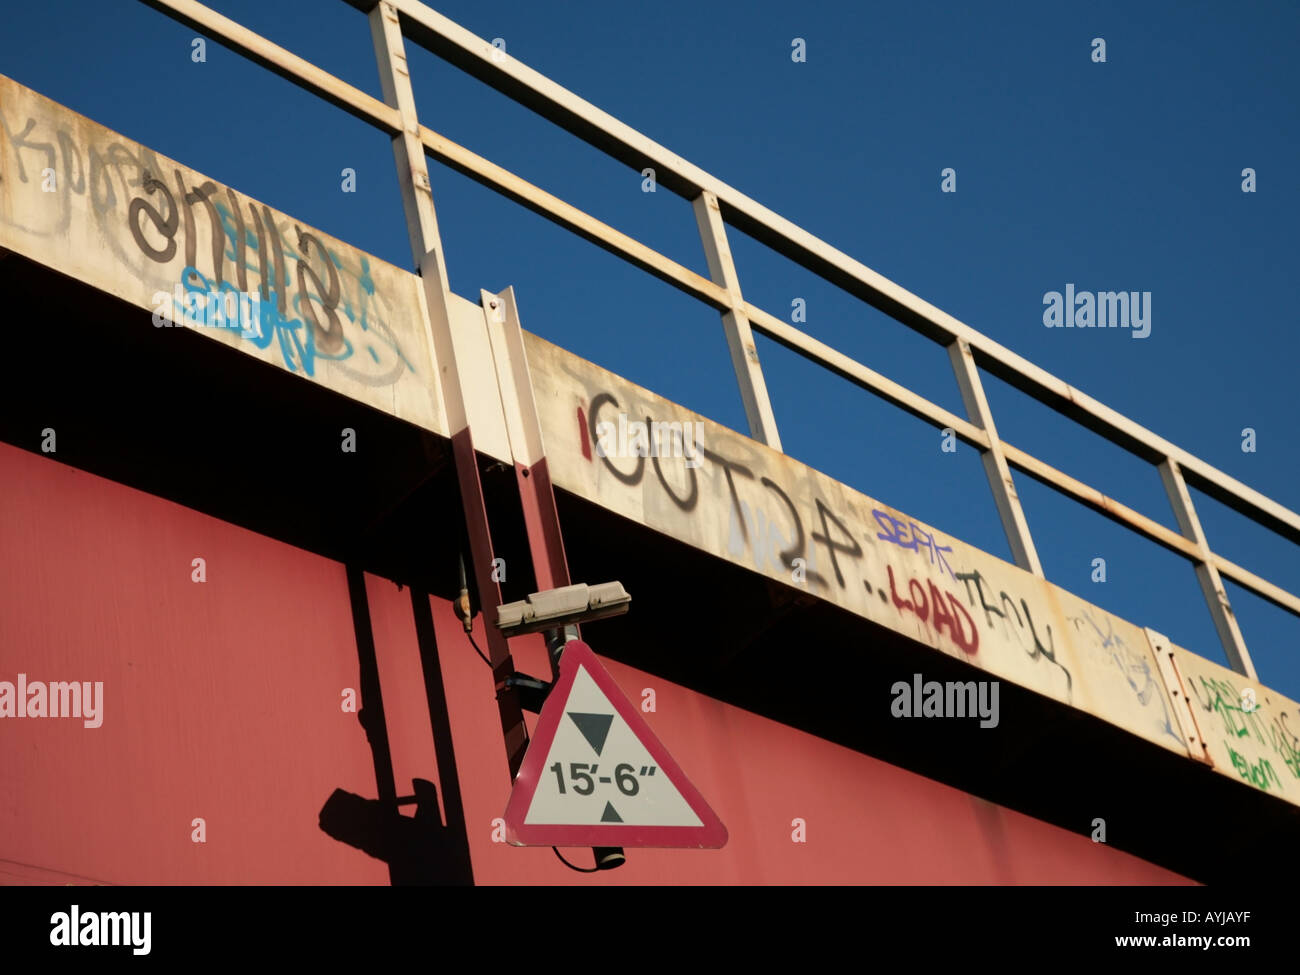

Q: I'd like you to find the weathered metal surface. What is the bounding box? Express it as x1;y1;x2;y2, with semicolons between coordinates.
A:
376;0;1298;561
1160;459;1256;679
1171;642;1300;805
693;189;781;450
948;337;1043;577
1;67;1293;816
0;436;1193;885
105;0;1300;655
526;332;1193;760
0;74;442;434
1145;628;1212;765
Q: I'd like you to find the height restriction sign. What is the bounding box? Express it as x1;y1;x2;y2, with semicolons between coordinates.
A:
502;640;727;849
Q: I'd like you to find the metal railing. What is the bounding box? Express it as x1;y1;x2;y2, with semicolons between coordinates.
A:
136;0;1300;682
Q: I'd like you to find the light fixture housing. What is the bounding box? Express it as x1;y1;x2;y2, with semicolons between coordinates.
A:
495;582;630;638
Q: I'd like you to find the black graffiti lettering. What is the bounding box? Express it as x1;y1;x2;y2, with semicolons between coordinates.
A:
226;187;248;295
174;172;224;286
0;116;53;182
55;130;84;195
1018;598;1070;693
248;204;271;302
957;568;1071;690
650;415;699;512
297;228;344;354
263;205;288;316
955;569;1004;628
94;143;146;208
760;477;825;584
999;592;1021;628
810;497;862;588
588;393;644;485
701;446;754;544
87;146;115;212
127;170;178;264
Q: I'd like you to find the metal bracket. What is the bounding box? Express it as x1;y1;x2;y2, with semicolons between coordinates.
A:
502;673;552;714
1146;627;1212;765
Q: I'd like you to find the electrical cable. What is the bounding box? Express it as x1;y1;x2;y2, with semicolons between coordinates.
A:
466;629;491;667
466;621;531;748
552;847;599;873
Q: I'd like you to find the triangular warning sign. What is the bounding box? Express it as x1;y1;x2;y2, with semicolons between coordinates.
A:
568;712;613;755
503;640;727;849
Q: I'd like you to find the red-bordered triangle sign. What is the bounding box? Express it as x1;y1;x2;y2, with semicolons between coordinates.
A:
503;640;727;849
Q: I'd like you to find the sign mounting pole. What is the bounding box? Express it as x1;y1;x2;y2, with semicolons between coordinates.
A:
369;1;530;777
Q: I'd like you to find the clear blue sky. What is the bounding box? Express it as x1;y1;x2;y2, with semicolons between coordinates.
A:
2;0;1297;698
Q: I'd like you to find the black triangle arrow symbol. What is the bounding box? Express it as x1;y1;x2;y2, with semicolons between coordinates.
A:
600;801;623;823
567;712;614;756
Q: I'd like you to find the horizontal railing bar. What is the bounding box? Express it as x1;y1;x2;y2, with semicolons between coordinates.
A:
744;305;987;448
370;0;1300;548
137;0;1300;628
140;0;402;135
1214;552;1300;619
1003;444;1200;560
414;125;731;310
1005;445;1300;620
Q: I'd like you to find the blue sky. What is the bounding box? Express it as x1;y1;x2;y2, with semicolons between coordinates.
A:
2;0;1297;698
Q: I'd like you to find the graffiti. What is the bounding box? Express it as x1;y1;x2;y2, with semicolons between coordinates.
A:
1186;669;1300;793
873;510;956;579
545;371;1300;791
580;389;1075;670
586;393;697;509
886;565;979;654
576;385;1203;750
586;391;982;595
1270;713;1300;781
585;391;844;584
144;175;412;384
1188;674;1265;744
811;498;862;588
1;108;168;272
0;103;414;387
1068;608;1179;743
1226;740;1282;791
956;568;1072;693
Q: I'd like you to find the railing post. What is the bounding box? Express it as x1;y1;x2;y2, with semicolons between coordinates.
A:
692;190;782;450
947;338;1043;576
369;0;531;777
1159;458;1257;679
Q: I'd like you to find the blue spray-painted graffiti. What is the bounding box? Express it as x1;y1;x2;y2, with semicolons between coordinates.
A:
1070;608;1182;745
122;163;414;387
873;509;956;579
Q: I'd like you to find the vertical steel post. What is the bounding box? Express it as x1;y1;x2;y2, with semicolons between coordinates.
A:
948;338;1043;576
369;0;530;777
693;190;782;450
1159;459;1257;679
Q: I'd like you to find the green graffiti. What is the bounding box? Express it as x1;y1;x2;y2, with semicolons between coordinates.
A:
1269;719;1300;780
1226;740;1282;792
1192;675;1264;744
